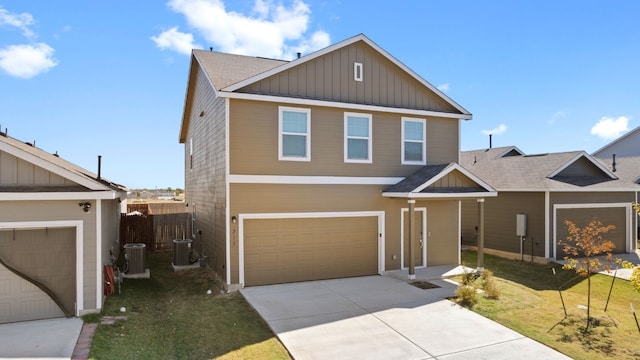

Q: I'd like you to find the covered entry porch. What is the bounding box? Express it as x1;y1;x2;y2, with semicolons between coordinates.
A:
383;163;497;278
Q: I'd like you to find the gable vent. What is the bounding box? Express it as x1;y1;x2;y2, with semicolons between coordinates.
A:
354;62;363;82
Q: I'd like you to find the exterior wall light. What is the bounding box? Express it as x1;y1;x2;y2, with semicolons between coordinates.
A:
79;202;91;212
231;216;237;224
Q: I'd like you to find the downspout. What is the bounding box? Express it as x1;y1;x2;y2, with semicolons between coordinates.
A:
408;199;416;280
544;191;550;259
477;198;485;272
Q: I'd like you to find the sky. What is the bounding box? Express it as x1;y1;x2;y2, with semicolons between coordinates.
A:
1;1;639;189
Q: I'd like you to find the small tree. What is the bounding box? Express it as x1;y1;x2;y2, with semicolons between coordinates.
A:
559;218;616;330
624;203;640;292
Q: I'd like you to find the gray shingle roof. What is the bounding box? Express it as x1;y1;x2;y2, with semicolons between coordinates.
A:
460;146;638;191
0;134;126;192
193;50;288;90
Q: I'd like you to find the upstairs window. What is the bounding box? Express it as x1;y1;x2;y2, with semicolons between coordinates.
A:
344;112;372;163
279;107;311;161
401;117;426;165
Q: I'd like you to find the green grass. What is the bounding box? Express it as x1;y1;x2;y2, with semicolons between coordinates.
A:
457;251;640;360
89;251;291;360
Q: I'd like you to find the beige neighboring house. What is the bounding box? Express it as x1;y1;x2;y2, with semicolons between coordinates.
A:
178;34;496;291
460;146;639;263
0;133;126;324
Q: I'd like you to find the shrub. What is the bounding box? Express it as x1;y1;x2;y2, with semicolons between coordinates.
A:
460;268;477;286
455;285;478;307
480;269;500;299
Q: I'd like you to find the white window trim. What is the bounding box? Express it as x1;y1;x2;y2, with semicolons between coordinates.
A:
344;112;372;164
354;62;363;82
278;106;311;162
401;117;427;165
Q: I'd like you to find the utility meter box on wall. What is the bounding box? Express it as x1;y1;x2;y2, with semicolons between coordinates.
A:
516;214;527;237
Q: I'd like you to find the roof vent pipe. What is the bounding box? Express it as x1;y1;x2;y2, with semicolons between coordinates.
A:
297;52;301;59
489;134;493;149
98;155;102;180
612;154;616;172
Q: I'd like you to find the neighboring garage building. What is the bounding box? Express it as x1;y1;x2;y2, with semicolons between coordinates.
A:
460;146;639;263
0;133;126;324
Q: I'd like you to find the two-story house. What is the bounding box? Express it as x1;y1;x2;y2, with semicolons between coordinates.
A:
178;34;496;291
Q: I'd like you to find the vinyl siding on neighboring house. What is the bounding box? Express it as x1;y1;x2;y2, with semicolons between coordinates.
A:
184;65;228;279
229;99;459;177
239;41;457;113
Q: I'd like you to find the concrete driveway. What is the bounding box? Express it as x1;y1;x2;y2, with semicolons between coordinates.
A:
241;275;571;360
0;317;83;359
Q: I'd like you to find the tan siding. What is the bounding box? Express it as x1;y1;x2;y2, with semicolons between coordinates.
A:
184;66;228;283
229;99;459;177
240;41;459;114
229;183;462;285
461;193;546;257
425;201;460;266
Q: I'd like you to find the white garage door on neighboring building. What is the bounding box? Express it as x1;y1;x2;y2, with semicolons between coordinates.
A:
0;227;76;324
241;212;383;287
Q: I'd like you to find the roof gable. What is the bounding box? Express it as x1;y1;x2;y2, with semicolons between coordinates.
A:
0;134;125;193
224;34;470;116
383;163;496;198
593;125;640;159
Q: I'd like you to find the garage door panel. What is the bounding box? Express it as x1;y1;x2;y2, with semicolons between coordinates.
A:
0;228;75;323
244;216;378;286
556;207;627;260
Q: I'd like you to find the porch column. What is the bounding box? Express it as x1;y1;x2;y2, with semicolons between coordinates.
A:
408;199;416;280
477;198;485;273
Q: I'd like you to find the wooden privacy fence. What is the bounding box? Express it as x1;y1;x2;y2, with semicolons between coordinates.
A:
120;213;191;251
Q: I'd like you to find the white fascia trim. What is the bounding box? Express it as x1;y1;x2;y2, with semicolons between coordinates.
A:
95;199;102;310
0;191;123;201
0;220;84;316
382;191;498;199
229;174;403;185
495;187;640;193
0;142;106;191
592;125;640;157
219;91;471;120
238;210;386;288
225;98;232;287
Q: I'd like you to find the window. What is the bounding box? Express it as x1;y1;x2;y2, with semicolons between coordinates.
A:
279;107;311;161
354;62;363;82
344;112;372;163
401;117;426;165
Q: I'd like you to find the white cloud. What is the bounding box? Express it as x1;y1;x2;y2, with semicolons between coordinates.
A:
481;124;507;136
548;111;565;125
437;83;449;93
151;27;200;55
0;6;35;38
160;0;330;59
0;43;58;78
590;116;629;140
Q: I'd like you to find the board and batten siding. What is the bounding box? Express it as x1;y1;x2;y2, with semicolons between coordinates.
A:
228;99;459;177
239;41;458;114
0;150;72;186
183;65;228;280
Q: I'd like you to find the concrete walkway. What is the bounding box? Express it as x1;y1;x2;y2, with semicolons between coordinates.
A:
241;275;571;360
0;317;83;359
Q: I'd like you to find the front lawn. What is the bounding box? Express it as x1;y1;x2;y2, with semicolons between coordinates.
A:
458;251;640;360
89;251;291;360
